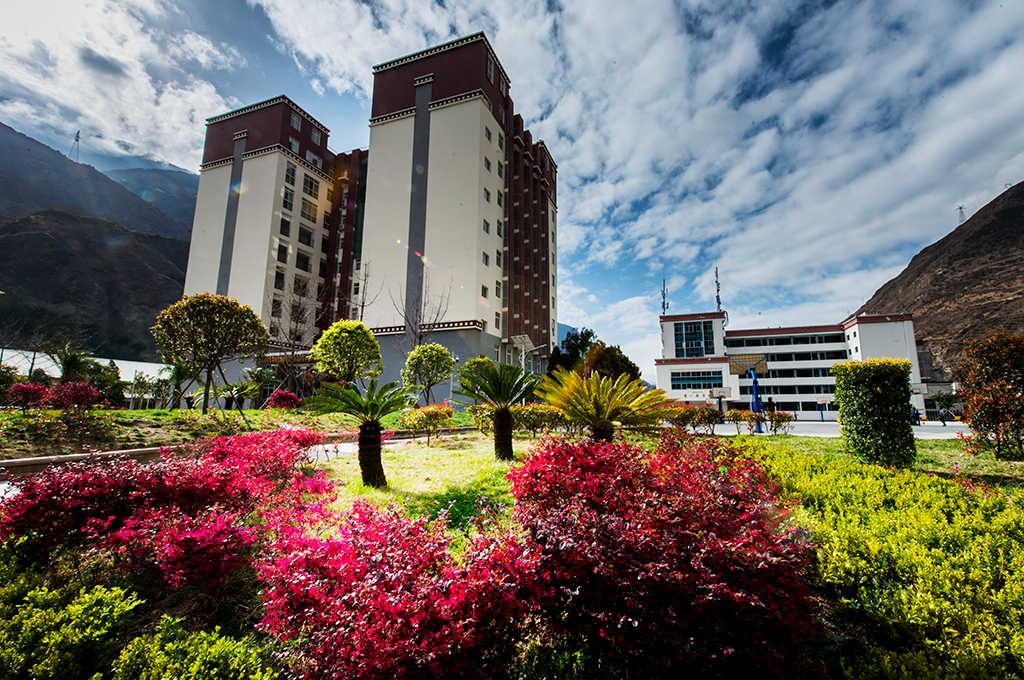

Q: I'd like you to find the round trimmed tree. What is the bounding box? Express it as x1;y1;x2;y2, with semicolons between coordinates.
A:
311;320;383;384
151;294;270;414
832;358;916;467
401;343;455;404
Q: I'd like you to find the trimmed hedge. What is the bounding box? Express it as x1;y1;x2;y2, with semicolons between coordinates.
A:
833;358;916;467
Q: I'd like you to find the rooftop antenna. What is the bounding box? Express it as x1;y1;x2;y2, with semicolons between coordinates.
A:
715;267;729;327
957;205;966;225
661;278;669;315
68;131;80;163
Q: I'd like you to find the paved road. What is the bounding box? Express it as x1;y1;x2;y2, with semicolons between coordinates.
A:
754;419;970;439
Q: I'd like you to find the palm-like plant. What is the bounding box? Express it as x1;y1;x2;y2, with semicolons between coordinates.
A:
455;364;541;461
535;367;679;442
304;379;418;488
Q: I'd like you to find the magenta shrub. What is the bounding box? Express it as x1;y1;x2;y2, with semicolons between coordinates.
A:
268;389;301;409
258;500;534;679
49;381;101;410
508;430;820;679
9;382;49;411
0;429;325;590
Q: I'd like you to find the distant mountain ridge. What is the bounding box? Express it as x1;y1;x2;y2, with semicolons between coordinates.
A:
0;121;191;240
104;168;198;227
856;182;1024;378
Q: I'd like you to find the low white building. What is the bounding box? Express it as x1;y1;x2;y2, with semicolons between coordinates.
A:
654;312;925;420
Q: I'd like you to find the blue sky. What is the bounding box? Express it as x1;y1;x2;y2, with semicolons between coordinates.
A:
2;0;1023;381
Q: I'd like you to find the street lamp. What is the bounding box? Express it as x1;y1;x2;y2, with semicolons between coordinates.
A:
448;356;460;402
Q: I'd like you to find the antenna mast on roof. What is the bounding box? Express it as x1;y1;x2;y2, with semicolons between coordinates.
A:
957;205;966;225
68;131;80;163
715;266;729;327
661;279;669;315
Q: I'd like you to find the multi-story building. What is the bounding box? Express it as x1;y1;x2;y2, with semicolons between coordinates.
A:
184;33;557;380
654;312;925;419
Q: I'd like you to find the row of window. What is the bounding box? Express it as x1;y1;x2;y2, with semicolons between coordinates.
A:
732;402;840;412
484;126;504;149
482;250;503;267
480;281;502;300
766;351;849;362
481;219;504;237
724;334;845;348
739;384;837;395
674;321;715;358
670;370;724;390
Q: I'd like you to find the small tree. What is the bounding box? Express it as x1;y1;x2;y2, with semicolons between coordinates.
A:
455;364;540;461
833;358;916;467
458;357;497;390
151;294;270;414
401;343;455;404
311;320;383;384
959;331;1024;460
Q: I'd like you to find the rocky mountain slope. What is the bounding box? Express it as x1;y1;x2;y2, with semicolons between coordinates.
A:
0;211;188;361
856;182;1024;378
0;121;190;240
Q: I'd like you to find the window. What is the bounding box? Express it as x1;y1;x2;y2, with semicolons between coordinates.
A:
484;157;491;171
496;191;502;207
290;111;301;130
495;312;501;329
291;303;306;326
288;137;299;153
485;127;492;142
326;186;334;203
310;128;321;145
277;244;287;263
353;282;360;296
321;236;330;253
274;270;285;290
482;219;490;234
496;251;502;267
323;211;331;228
482;252;489;266
481;285;488;298
499;108;506;125
486;55;494;83
303;174;320;199
497;162;503;178
298;227;313;247
296;252;311;273
484;188;491;202
279;217;291;237
283;187;294;211
498;134;504;150
293;277;308;297
300;198;316;223
496;220;502;237
271;299;282;318
319;260;327;279
305;150;322;169
484;98;492;111
675;320;715;358
495;281;501;298
670;370;723;390
285;161;296;186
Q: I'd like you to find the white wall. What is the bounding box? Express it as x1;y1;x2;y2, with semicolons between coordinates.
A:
184;163;232;297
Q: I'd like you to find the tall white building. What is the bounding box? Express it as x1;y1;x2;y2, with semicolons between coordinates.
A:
655;312;925;419
183;34;557;381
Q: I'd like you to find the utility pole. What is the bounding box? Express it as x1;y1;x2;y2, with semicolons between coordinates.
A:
661;279;669;315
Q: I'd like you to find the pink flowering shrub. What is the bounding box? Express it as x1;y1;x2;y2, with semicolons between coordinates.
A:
0;429;325;591
9;382;49;412
258;500;534;679
268;389;301;409
507;430;820;679
48;381;101;411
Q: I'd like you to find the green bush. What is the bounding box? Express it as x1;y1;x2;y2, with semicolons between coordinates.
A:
111;616;278;680
833;358;916;468
0;583;141;680
768;445;1024;678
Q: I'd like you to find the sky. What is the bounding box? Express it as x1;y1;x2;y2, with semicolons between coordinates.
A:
2;0;1023;382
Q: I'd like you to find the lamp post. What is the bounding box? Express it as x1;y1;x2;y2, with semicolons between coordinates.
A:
448;356;460;402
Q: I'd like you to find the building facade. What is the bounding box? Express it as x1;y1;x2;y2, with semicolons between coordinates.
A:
184;33;556;380
655;312;925;419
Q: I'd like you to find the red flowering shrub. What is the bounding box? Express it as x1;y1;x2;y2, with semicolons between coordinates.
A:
268;389;301;409
0;430;325;591
258;500;534;679
9;382;49;412
508;430;819;679
48;381;101;411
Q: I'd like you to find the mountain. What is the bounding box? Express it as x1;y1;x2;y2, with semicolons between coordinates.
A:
856;182;1024;379
0;121;191;240
0;211;187;361
103;168;199;227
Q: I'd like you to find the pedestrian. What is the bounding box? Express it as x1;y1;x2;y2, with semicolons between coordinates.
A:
939;407;947;426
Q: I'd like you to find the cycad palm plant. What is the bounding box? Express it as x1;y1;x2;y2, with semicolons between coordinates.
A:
535;367;678;442
304;379;418;488
455;364;541;461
